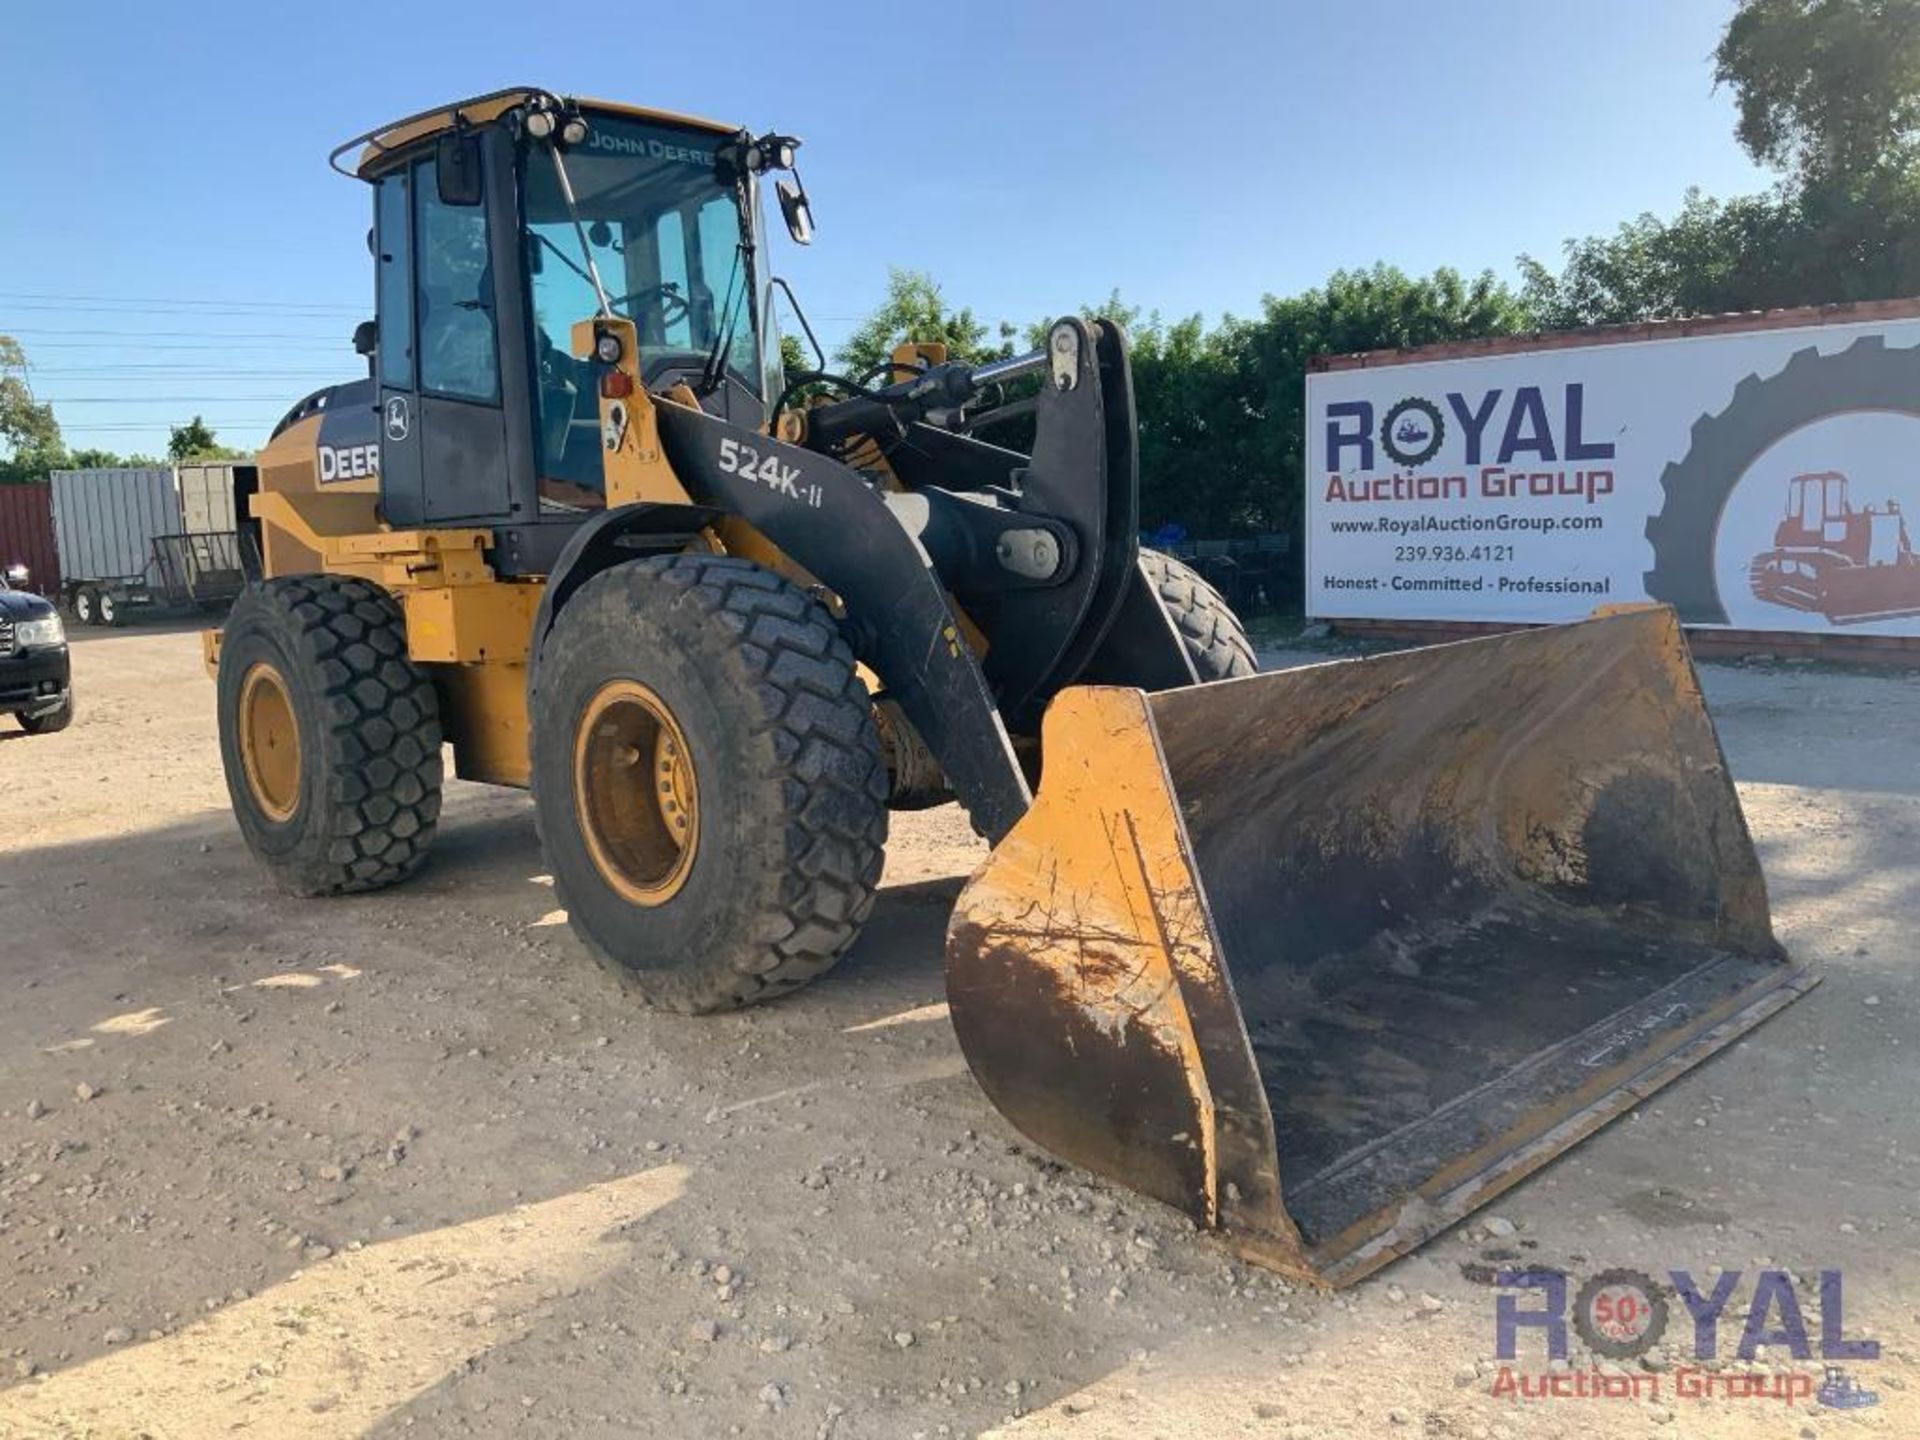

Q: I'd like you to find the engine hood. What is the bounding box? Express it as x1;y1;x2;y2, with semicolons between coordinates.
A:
0;588;55;620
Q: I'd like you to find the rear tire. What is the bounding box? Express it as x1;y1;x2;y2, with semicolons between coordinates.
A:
72;586;98;626
531;555;889;1013
17;695;73;734
1140;547;1258;680
217;576;443;896
98;590;123;628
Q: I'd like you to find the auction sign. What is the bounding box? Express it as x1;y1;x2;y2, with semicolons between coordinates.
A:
1304;306;1920;635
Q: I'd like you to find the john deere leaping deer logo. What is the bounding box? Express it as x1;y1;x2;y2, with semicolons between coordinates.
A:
1748;472;1920;624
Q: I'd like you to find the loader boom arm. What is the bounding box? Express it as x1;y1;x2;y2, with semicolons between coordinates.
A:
653;317;1187;838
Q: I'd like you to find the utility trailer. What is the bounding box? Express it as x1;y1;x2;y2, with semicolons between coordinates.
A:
51;465;251;626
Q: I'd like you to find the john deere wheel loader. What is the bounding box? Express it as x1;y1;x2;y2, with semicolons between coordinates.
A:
210;87;1814;1287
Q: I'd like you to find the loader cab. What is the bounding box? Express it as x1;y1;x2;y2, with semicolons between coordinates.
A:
358;96;780;573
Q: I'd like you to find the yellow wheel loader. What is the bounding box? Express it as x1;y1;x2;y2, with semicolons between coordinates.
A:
209;87;1814;1287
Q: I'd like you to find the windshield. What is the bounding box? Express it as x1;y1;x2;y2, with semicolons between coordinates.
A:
523;118;761;373
522;115;766;502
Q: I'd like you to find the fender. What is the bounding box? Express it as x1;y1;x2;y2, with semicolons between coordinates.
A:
524;500;721;707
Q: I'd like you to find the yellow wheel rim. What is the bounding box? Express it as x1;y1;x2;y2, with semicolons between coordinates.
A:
238;661;301;822
573;679;699;906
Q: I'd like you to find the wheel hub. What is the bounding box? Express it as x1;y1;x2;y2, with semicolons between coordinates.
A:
238;661;301;821
573;680;698;906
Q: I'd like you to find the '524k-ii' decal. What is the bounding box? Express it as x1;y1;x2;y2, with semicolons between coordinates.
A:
717;437;823;508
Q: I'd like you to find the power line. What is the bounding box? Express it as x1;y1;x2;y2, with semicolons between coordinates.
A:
19;341;352;351
2;326;352;340
29;368;351;376
0;290;364;313
57;424;282;433
43;397;301;404
0;302;365;320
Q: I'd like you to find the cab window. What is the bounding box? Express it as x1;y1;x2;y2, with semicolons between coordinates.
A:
374;171;414;390
414;156;500;404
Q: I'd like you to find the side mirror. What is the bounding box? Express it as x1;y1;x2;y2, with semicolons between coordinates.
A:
352;319;378;357
776;179;814;246
436;133;484;207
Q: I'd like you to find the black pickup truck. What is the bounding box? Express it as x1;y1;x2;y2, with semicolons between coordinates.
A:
0;564;72;734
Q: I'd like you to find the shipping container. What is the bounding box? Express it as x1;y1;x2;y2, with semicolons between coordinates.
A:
49;466;249;626
0;484;59;596
175;462;242;535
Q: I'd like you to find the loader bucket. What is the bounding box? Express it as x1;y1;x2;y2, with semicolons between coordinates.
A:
946;607;1815;1287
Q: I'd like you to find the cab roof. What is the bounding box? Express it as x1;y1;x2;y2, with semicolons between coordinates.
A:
331;86;741;180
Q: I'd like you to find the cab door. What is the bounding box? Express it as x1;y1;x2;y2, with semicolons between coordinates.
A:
373;168;423;520
374;149;512;527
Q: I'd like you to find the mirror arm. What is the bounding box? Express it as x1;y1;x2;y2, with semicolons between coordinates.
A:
770;276;826;371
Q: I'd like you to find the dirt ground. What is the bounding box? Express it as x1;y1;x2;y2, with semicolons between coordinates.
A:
1;622;1916;1439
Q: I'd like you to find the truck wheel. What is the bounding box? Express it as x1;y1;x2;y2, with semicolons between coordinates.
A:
98;590;123;628
531;555;889;1013
1140;548;1258;680
72;586;98;626
17;695;73;735
217;576;443;896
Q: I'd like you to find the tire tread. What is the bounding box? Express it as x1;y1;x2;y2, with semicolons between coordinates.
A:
224;576;442;895
1139;548;1259;680
544;555;887;1011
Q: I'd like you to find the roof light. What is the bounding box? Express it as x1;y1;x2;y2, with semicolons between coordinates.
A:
525;108;556;139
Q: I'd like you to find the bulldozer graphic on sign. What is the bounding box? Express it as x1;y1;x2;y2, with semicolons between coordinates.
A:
1749;470;1920;625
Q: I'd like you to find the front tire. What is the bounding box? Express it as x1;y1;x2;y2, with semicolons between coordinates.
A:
17;695;73;734
217;576;443;896
1140;548;1258;680
72;586;97;626
98;590;123;628
531;555;889;1013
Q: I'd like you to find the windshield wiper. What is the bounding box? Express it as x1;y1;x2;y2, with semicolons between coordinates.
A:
532;230;604;301
695;242;746;397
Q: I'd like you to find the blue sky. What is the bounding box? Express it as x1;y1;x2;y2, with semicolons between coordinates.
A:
0;0;1768;457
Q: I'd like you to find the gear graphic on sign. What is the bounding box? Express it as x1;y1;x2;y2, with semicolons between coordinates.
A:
1572;1267;1669;1360
1644;334;1920;623
1381;396;1445;467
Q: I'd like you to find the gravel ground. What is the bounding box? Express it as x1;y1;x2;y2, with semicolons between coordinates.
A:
0;622;1915;1438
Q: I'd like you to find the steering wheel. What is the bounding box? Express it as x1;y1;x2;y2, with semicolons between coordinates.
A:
607;281;691;328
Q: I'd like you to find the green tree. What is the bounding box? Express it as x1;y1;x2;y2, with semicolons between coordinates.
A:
835;269;1013;376
1526;2;1920;324
1149;266;1529;538
0;336;63;485
1519;189;1805;327
167;415;245;462
1715;0;1920;185
66;446;162;469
